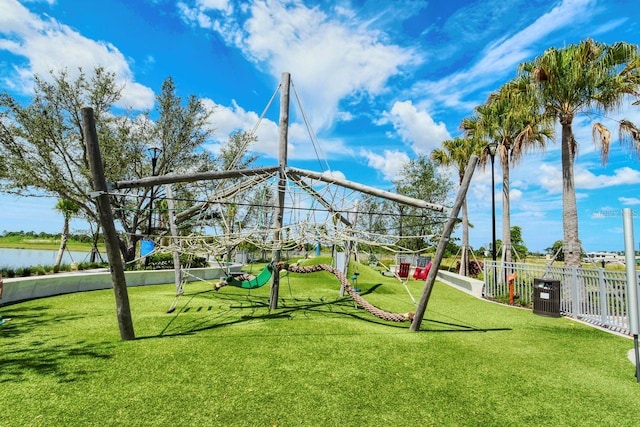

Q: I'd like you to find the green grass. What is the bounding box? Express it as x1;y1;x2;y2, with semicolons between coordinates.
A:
0;235;101;251
1;258;639;426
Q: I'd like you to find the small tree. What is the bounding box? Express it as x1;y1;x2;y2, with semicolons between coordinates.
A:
53;199;79;268
510;225;528;259
546;240;565;262
391;155;452;251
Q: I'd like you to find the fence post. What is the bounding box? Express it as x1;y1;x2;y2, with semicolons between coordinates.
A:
570;265;580;318
598;268;608;325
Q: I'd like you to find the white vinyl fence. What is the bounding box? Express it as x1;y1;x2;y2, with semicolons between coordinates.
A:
484;261;636;335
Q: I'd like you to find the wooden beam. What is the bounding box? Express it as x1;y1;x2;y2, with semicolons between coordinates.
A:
111;166;280;190
288;167;446;212
288;172;352;227
410;155;478;331
83;107;135;340
175;170;277;223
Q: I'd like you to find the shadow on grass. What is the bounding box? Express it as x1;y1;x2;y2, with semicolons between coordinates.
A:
146;287;512;339
0;305;115;384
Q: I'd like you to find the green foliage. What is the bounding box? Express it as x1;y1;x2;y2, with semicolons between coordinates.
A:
144;252;208;270
391;155;452;251
1;261;107;278
510;225;528;257
1;262;638;425
1;230;93;244
547;240;565;261
491;292;531;308
0;68;216;263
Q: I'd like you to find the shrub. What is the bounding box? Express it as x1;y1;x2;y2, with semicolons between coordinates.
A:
145;253;208;270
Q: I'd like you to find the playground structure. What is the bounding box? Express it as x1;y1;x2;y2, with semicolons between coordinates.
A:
83;72;478;339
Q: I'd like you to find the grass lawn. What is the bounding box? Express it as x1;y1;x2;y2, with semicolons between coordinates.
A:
0;235;101;251
1;257;639;426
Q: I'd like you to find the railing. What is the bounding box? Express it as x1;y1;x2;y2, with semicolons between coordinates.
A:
484;261;636;335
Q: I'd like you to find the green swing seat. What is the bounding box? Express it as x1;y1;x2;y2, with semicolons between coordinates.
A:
226;263;275;289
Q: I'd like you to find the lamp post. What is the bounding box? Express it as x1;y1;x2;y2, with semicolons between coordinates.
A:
147;146;161;236
487;142;498;264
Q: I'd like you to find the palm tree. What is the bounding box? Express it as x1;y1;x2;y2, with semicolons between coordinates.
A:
463;84;553;264
431;137;483;275
54;199;80;268
519;39;640;266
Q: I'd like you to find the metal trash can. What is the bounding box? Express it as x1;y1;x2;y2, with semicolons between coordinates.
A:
532;278;561;317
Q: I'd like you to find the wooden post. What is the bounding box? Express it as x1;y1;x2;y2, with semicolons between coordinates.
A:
165;185;183;295
270;72;290;310
83;107;135;340
410;155;478;332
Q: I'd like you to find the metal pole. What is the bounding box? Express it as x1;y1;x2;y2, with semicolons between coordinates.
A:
622;208;640;382
489;147;498;292
490;151;496;264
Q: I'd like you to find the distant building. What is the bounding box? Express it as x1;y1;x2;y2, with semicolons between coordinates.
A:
582;252;624;264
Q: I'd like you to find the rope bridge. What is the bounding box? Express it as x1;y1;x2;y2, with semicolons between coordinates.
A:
278;262;414;323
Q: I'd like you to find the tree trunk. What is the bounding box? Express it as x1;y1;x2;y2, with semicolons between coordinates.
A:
90;228;102;263
561;120;581;266
501;154;512;264
54;218;69;268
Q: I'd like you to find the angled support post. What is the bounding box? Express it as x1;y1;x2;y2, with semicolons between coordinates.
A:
83;107;135;340
410;155;478;331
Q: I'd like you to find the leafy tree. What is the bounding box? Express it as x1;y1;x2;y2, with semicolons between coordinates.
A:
509;225;528;259
354;193;389;254
494;227;528;259
546;240;565;262
518;39;640;266
0;68;214;262
431;136;484;276
391;155;452;252
214;131;260;234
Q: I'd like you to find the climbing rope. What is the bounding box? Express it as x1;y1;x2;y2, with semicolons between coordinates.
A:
278;262;414;323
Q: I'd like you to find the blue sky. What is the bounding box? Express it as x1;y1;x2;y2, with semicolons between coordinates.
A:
1;0;640;254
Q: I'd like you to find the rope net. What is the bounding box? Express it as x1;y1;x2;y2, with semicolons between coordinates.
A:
137;168;446;261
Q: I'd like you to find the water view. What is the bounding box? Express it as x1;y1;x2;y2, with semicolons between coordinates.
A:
0;248;95;269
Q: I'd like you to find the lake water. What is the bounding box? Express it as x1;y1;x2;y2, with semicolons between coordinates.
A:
0;248;94;269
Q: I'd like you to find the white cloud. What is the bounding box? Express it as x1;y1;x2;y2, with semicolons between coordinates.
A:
576;166;640;189
510;188;523;202
359;148;409;181
376;100;451;154
619;197;640;206
320;169;346;182
202;98;353;161
538;163;640;194
178;0;418;131
197;0;231;10
410;0;597;111
0;0;154;109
